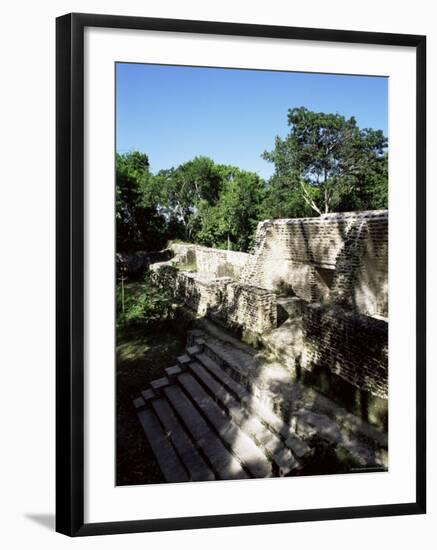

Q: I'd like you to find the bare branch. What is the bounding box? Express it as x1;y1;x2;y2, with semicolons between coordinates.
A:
300;179;322;216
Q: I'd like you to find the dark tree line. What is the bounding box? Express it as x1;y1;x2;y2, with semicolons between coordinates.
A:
116;107;388;253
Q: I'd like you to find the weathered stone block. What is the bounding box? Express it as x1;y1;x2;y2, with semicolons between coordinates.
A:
240;210;388;318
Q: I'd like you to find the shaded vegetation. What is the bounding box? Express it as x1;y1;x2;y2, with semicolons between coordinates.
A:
116;281;195;485
116;274;175;329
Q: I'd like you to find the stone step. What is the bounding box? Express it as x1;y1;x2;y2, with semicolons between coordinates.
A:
151;397;215;482
164;384;248;480
187;361;290;462
196;329;388;467
177;354;191;368
141;388;155;402
188;361;238;410
195;352;290;440
177;372;272;478
137;408;189;483
186;344;201;356
203;340;382;463
194;352;250;403
133;396;146;410
195;343;320;455
198;339;249;384
195;338;206;349
188;362;300;475
150;376;170;395
186;329;204;347
165;365;182;381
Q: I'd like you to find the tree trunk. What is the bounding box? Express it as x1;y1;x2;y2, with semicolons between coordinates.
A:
299;179;322;216
324;187;330;213
323;172;330;214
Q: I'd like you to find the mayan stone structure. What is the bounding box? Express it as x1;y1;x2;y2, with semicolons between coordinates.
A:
240;210;388;318
150;210;388;402
151;263;277;335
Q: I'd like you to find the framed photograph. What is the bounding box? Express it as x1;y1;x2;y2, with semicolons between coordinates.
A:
56;13;426;536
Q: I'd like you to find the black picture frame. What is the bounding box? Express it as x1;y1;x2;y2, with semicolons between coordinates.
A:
56;12;426;537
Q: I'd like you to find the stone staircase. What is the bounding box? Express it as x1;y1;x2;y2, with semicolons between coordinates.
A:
134;328;388;483
133;331;317;482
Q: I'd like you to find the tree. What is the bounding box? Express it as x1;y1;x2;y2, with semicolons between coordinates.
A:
217;170;266;251
117;150;150;180
262;107;388;215
116;151;168;251
194;169;266;251
336;151;388;211
156;156;223;240
261;174;313;220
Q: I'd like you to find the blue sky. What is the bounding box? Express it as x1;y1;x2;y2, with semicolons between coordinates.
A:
116;63;388;180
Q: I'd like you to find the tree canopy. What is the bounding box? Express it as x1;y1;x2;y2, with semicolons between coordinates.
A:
153;156;223;242
116;108;388;253
196;168;266;251
262;107;388;215
116;152;168;251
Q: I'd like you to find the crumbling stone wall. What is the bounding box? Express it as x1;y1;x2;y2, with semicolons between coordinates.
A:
150;263;222;315
169;243;197;265
212;282;277;334
330;213;388;317
169;242;248;279
151;210;388;400
150;262;277;334
240;210;388;318
300;303;388;398
195;247;248;279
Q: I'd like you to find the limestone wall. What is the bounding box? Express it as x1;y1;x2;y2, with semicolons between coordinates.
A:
195;247;248;279
240;210;388;318
331;213;388;317
169;243;197;265
150;262;277;334
213;282;277;334
169;242;249;279
300;304;388;398
153;211;388;399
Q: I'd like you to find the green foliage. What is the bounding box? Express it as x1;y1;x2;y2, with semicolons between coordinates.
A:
218;170;267;250
116;108;388;255
196;169;267;251
154;156;223;241
261;175;314;219
262;107;388;215
151;158;267;251
335;151;388;211
116;151;169;252
116;275;175;329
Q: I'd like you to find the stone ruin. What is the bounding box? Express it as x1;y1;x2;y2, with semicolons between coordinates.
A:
135;210;389;482
151;210;388;400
